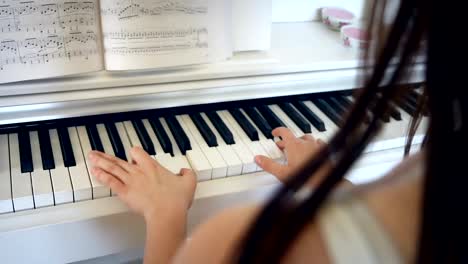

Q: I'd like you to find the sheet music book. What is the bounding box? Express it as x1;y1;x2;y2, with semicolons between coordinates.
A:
0;0;232;84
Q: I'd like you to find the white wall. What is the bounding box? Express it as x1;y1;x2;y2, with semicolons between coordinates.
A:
272;0;368;22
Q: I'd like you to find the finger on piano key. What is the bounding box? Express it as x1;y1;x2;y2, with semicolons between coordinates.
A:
85;124;104;152
115;122;133;161
131;120;156;156
18;129;33;173
240;109;284;163
269;104;305;137
176;116;214;181
243;107;273;139
38;128;55;170
57;126;76;167
292;101;326;132
206;111;235;145
190;113;218;148
49;129;74;204
158;118;192;174
77;126;111;199
97;124;119;197
200;113;243;176
0;134;13;214
67;127;92;201
228;108;259;141
278;103;311;134
311;98;342;126
180;115;228;179
9;133;35;211
220;110;269;172
30;131;54;208
105;122;127;161
257;105;286;130
148;117;174;156
165;115;192;156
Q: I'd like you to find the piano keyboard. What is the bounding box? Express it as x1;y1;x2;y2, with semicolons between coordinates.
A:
0;88;427;214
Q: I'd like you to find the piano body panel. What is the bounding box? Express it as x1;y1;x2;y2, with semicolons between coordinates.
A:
0;145;416;263
0;64;425;127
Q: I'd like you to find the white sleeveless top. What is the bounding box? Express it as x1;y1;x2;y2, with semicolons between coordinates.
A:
317;152;424;263
318;195;403;264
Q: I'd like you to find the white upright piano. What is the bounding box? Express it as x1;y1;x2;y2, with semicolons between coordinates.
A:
0;1;426;263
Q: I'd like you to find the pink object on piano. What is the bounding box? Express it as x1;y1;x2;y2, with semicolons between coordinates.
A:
340;25;370;49
321;7;355;31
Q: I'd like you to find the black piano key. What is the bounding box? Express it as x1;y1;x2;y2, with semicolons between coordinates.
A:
206;111;235;145
326;97;347;116
18;130;33;173
398;100;417;116
165;116;191;155
149;117;173;156
105;123;127;161
337;95;372;123
243;107;273;139
257;105;285;129
335;95;353;108
86;124;104;152
57;127;76;167
131;120;156;156
312;98;342;126
278;103;311;133
389;104;402;121
190;113;218;147
38;128;55;170
229;108;259;141
292;101;326;132
407;91;419;107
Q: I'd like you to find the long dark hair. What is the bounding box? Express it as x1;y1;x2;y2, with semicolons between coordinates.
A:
236;0;467;263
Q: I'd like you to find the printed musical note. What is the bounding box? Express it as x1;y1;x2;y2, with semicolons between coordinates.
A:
0;0;103;83
100;0;207;20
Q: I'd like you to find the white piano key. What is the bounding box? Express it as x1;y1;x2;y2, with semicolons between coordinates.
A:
9;133;34;211
269;105;305;137
77;126;111;199
175;116;213;181
240;109;284;163
49;129;74;205
219;110;268;172
116;122;133;161
68;127;92;201
303;101;337;141
142;119;167;158
29;131;54;208
0;134;13;214
97;124;116;156
158;118;191;174
123;121;142;160
201;113;243;176
180;115;228;179
97;124;119;197
208;112;257;174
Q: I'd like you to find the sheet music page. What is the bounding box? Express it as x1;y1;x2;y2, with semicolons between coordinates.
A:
0;0;103;84
100;0;232;71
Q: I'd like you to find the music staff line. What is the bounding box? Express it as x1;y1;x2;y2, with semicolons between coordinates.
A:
0;32;99;70
103;27;208;40
0;1;96;33
101;0;207;20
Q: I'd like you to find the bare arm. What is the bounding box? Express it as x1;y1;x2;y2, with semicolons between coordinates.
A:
88;148;196;264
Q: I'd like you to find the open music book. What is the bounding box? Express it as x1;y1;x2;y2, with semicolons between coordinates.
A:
0;0;232;84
